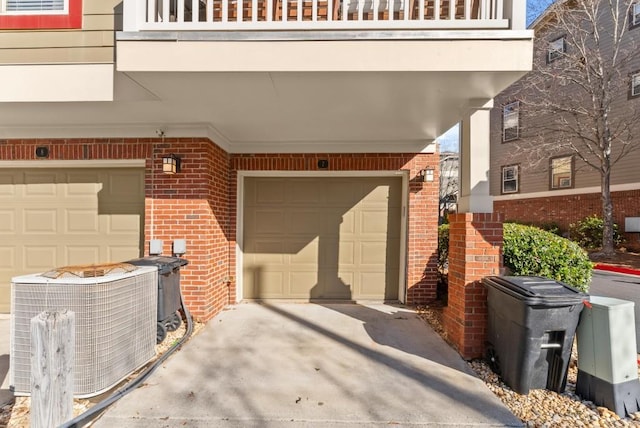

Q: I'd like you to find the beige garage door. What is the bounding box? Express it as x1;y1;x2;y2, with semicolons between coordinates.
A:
0;167;145;312
243;177;401;300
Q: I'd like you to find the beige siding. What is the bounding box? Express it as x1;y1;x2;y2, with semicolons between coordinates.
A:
490;6;640;197
0;0;120;65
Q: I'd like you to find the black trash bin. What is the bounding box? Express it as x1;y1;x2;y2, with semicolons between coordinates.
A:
482;276;587;395
127;256;188;343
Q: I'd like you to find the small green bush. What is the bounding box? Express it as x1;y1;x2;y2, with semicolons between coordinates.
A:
569;215;623;250
504;223;593;292
437;224;449;271
504;220;562;236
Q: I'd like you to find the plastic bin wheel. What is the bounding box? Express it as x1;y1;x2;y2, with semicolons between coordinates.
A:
165;312;182;332
157;322;167;344
486;345;501;375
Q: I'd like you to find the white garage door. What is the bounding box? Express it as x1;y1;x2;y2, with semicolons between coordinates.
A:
243;177;402;301
0;167;145;312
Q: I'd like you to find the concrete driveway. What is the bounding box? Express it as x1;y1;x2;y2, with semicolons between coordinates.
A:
95;303;521;427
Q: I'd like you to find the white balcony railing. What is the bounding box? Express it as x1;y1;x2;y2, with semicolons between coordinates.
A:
123;0;526;32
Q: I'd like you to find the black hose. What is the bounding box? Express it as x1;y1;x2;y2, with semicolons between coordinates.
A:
58;288;194;428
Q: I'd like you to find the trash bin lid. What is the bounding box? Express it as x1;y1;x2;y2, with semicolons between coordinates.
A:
126;256;188;274
482;276;587;306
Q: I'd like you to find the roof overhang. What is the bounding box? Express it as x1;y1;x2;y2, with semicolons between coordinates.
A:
0;33;533;153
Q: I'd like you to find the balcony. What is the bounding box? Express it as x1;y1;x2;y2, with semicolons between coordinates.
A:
56;0;532;153
122;0;523;32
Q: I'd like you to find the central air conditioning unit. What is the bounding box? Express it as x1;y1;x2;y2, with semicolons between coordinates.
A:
10;264;158;398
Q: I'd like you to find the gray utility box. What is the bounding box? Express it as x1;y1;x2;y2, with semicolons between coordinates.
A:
126;256;188;343
576;296;640;416
483;276;587;395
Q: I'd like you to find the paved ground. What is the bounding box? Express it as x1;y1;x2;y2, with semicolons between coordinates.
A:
589;270;640;353
94;303;522;427
0;315;10;406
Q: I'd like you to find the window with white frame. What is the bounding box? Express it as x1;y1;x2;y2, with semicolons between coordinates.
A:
550;156;573;189
502;101;519;142
547;37;566;63
2;0;65;13
632;72;640;97
631;2;640;28
501;165;519;194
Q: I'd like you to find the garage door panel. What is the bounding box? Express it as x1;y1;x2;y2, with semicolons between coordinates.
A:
0;174;17;196
65;175;101;197
320;272;353;299
66;210;100;233
0;248;15;269
359;241;387;265
107;214;142;234
250;271;286;297
289;272;318;296
252;179;285;204
66;246;101;266
360;210;390;235
24;172;58;196
325;182;358;205
288;210;324;234
339;211;356;234
243;177;401;301
0;211;14;233
248;240;287;263
290;181;323;204
358;272;387;297
288;238;319;265
337;241;355;264
23;246;57;270
24;209;57;233
107;246;142;264
251;210;286;234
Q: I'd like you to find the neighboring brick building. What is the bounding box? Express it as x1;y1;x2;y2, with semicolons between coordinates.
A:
490;0;640;250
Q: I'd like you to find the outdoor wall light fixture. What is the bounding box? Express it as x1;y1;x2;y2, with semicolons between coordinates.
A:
162;154;181;175
419;167;435;182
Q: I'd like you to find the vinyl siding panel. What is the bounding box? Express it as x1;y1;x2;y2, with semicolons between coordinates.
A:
490;5;640;198
0;0;120;64
0;47;113;63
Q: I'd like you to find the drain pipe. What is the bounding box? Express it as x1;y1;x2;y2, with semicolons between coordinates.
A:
58;293;193;428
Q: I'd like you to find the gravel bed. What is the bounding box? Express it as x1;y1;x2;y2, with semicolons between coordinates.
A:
418;304;640;427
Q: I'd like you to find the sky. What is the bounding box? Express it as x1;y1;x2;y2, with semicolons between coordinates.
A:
436;0;555;153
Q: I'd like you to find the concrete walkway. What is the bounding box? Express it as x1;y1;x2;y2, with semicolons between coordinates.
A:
0;315;10;406
95;303;521;427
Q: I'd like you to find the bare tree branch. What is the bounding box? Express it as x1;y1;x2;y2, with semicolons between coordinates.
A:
501;0;640;255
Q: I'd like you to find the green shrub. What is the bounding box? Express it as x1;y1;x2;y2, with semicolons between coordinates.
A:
569;215;623;250
437;224;449;271
503;223;593;292
504;220;562;236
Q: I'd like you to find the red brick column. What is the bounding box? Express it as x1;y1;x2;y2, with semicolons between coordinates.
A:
443;212;502;359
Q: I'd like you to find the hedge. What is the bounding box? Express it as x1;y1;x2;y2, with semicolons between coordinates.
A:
503;223;593;292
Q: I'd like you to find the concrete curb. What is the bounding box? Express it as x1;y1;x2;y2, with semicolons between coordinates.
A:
594;264;640;276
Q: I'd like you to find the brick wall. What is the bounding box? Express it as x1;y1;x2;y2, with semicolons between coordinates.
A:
495;189;640;250
1;140;441;323
230;153;440;304
443;212;502;359
0;138;231;321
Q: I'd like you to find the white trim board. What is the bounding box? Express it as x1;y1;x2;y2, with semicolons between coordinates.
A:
0;160;145;168
494;182;640;201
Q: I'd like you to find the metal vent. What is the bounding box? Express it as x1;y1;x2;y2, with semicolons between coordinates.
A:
10;266;158;398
